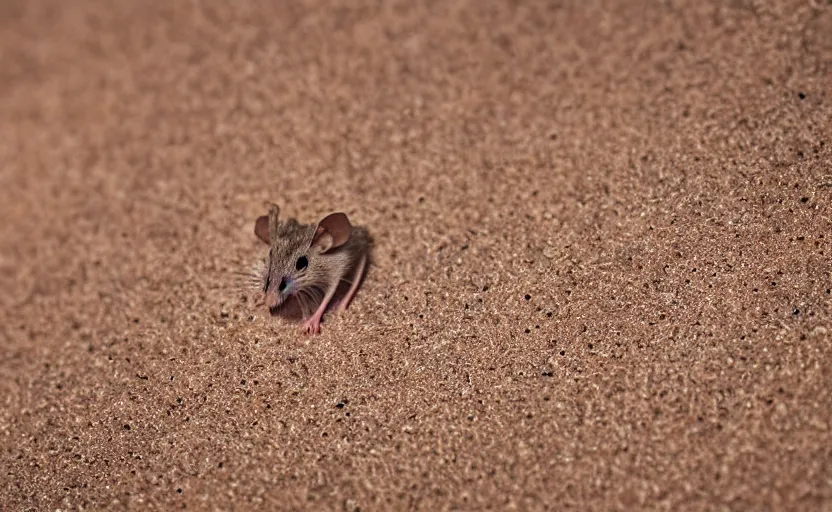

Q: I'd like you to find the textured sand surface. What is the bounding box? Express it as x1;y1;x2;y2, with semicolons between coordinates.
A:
1;1;831;510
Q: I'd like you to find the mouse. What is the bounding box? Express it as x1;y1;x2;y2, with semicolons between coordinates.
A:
252;203;372;334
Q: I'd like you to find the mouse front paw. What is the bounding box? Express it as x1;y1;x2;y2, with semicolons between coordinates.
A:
301;316;322;335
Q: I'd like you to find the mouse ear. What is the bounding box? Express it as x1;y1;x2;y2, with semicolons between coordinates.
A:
254;215;270;244
311;212;352;253
254;203;280;244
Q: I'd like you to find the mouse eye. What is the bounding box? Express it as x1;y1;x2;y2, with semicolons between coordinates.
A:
295;255;308;271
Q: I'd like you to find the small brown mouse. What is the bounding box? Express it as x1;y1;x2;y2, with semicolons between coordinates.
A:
253;203;371;334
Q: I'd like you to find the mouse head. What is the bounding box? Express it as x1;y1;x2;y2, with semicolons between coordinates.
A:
254;204;352;312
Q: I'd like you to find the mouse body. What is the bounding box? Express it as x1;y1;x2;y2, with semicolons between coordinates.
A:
253;203;371;334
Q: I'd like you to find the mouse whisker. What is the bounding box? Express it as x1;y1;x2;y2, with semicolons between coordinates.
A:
296;290;316;319
309;285;327;305
225;266;267;287
296;285;327;318
300;287;319;306
217;280;259;293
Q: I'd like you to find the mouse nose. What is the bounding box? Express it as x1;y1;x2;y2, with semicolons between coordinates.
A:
264;290;279;309
278;277;289;293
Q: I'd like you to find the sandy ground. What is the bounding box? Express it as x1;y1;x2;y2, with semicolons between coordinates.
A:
1;0;831;510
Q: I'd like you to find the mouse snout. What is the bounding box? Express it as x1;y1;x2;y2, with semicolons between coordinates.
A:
265;276;291;309
264;289;280;309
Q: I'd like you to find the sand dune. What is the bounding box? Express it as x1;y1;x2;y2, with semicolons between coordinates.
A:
1;1;831;509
